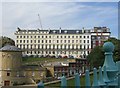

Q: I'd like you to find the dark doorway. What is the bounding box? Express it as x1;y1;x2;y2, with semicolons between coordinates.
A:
4;80;10;86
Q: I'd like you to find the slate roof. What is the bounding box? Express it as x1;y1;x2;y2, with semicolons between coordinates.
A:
16;27;110;34
49;30;83;34
16;29;89;34
0;45;21;51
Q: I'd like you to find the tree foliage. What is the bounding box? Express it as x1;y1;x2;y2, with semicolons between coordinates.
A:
87;46;104;68
87;37;120;68
106;37;120;61
0;36;15;48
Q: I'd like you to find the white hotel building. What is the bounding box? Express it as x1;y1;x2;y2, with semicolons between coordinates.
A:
14;27;110;58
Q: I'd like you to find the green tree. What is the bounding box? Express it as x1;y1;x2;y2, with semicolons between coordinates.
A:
106;37;120;61
87;37;120;68
87;46;104;68
0;36;15;48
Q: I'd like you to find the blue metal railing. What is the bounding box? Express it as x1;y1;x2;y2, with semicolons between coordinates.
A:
37;42;120;88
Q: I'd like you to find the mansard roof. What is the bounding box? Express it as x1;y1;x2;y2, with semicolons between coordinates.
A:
16;28;91;34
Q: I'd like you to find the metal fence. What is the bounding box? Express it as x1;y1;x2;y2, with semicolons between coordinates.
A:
37;42;120;88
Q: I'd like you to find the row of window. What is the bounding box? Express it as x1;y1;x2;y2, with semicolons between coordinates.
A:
92;36;109;40
17;35;90;39
6;72;41;77
17;31;48;34
18;44;90;49
24;50;90;55
17;40;90;43
92;40;103;44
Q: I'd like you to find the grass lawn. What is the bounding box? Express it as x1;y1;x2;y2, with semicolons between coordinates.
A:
45;74;93;88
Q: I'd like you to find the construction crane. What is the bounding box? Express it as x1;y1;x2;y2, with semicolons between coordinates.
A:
38;14;43;30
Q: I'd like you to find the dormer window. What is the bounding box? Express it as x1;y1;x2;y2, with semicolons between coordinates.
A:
53;30;56;33
47;30;50;34
64;30;67;33
59;30;61;33
84;30;86;33
76;31;79;33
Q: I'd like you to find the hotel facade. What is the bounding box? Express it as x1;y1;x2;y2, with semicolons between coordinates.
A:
14;27;110;58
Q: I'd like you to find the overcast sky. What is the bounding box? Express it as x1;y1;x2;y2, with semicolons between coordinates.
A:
0;1;119;40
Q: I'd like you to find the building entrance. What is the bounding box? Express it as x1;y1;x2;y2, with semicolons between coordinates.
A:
4;81;10;86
